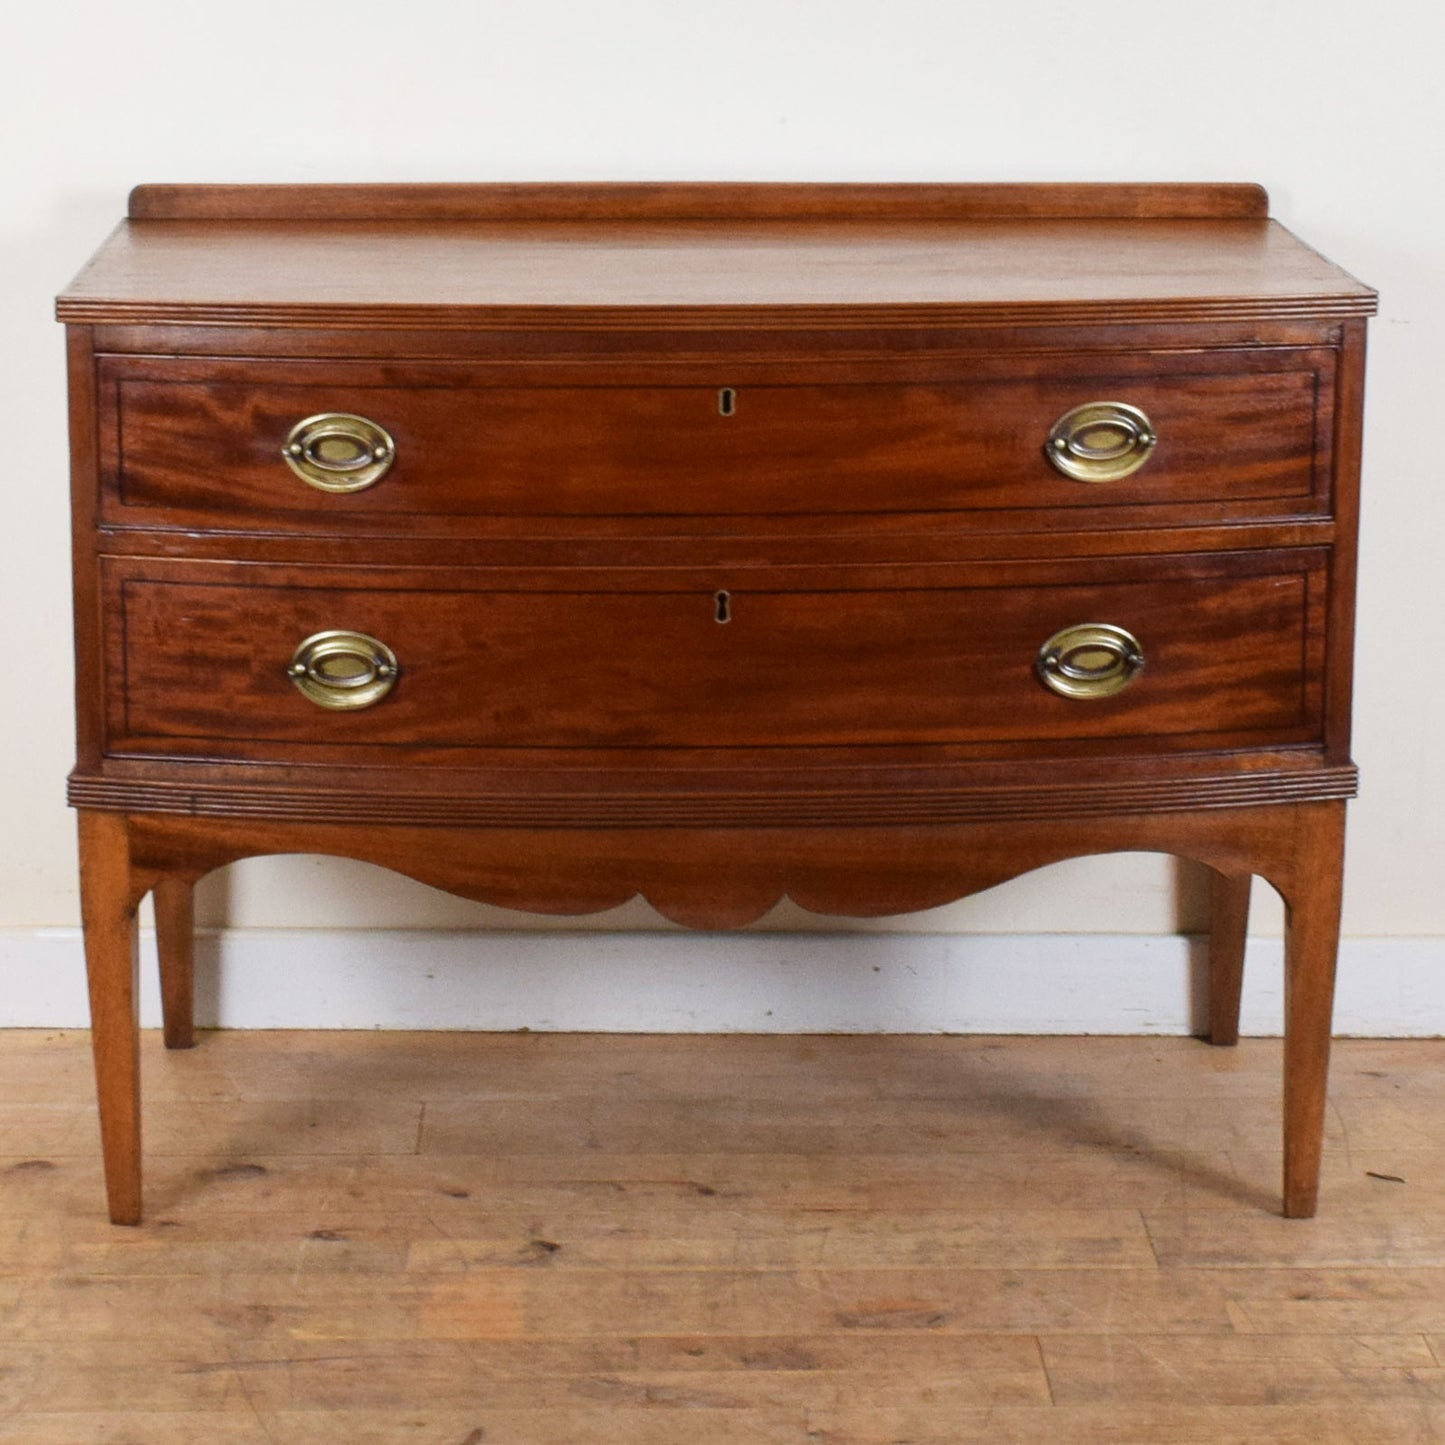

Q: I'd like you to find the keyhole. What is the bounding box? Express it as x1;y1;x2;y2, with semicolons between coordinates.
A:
718;387;737;417
714;590;731;624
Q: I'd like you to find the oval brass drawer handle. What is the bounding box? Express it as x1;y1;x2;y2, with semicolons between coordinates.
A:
1046;401;1156;483
287;630;399;710
282;413;396;493
1037;623;1144;700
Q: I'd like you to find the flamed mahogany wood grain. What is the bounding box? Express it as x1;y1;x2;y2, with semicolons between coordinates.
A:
61;184;1371;1223
102;350;1330;529
105;555;1325;756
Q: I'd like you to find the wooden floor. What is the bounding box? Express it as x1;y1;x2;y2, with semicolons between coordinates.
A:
4;1030;1445;1442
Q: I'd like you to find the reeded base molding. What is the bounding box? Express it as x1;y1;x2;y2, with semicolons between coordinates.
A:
69;765;1359;832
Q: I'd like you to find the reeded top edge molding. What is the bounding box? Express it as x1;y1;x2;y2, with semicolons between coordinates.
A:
55;296;1379;330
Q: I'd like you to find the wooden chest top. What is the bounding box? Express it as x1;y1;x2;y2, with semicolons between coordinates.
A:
57;183;1375;332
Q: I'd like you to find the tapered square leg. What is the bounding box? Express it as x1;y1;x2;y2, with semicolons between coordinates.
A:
1281;802;1346;1219
78;810;143;1225
1207;871;1250;1046
154;876;196;1050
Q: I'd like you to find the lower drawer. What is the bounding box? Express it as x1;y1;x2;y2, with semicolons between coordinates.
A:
103;552;1327;760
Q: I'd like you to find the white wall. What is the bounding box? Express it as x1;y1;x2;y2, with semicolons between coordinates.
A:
3;1;1440;1026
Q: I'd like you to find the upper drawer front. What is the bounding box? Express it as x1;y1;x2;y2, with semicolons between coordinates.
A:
98;350;1333;531
104;551;1326;761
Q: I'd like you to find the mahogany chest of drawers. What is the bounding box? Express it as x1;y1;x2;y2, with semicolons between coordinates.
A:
58;182;1375;1223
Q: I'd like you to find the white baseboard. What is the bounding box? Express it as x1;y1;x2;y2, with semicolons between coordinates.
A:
2;928;1442;1035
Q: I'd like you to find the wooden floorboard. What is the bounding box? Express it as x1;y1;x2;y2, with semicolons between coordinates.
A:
4;1030;1445;1441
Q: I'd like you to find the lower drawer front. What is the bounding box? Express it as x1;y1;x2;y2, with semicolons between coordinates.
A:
106;553;1325;757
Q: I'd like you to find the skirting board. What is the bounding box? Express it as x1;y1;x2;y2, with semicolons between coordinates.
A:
1;929;1442;1035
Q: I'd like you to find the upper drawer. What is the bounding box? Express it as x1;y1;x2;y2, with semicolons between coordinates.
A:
96;350;1335;533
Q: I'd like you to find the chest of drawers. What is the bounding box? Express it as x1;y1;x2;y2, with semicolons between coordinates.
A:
58;182;1375;1223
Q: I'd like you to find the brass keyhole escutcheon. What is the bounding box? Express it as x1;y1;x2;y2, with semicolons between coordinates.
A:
287;630;400;710
1037;623;1145;699
282;413;396;493
1045;401;1157;483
